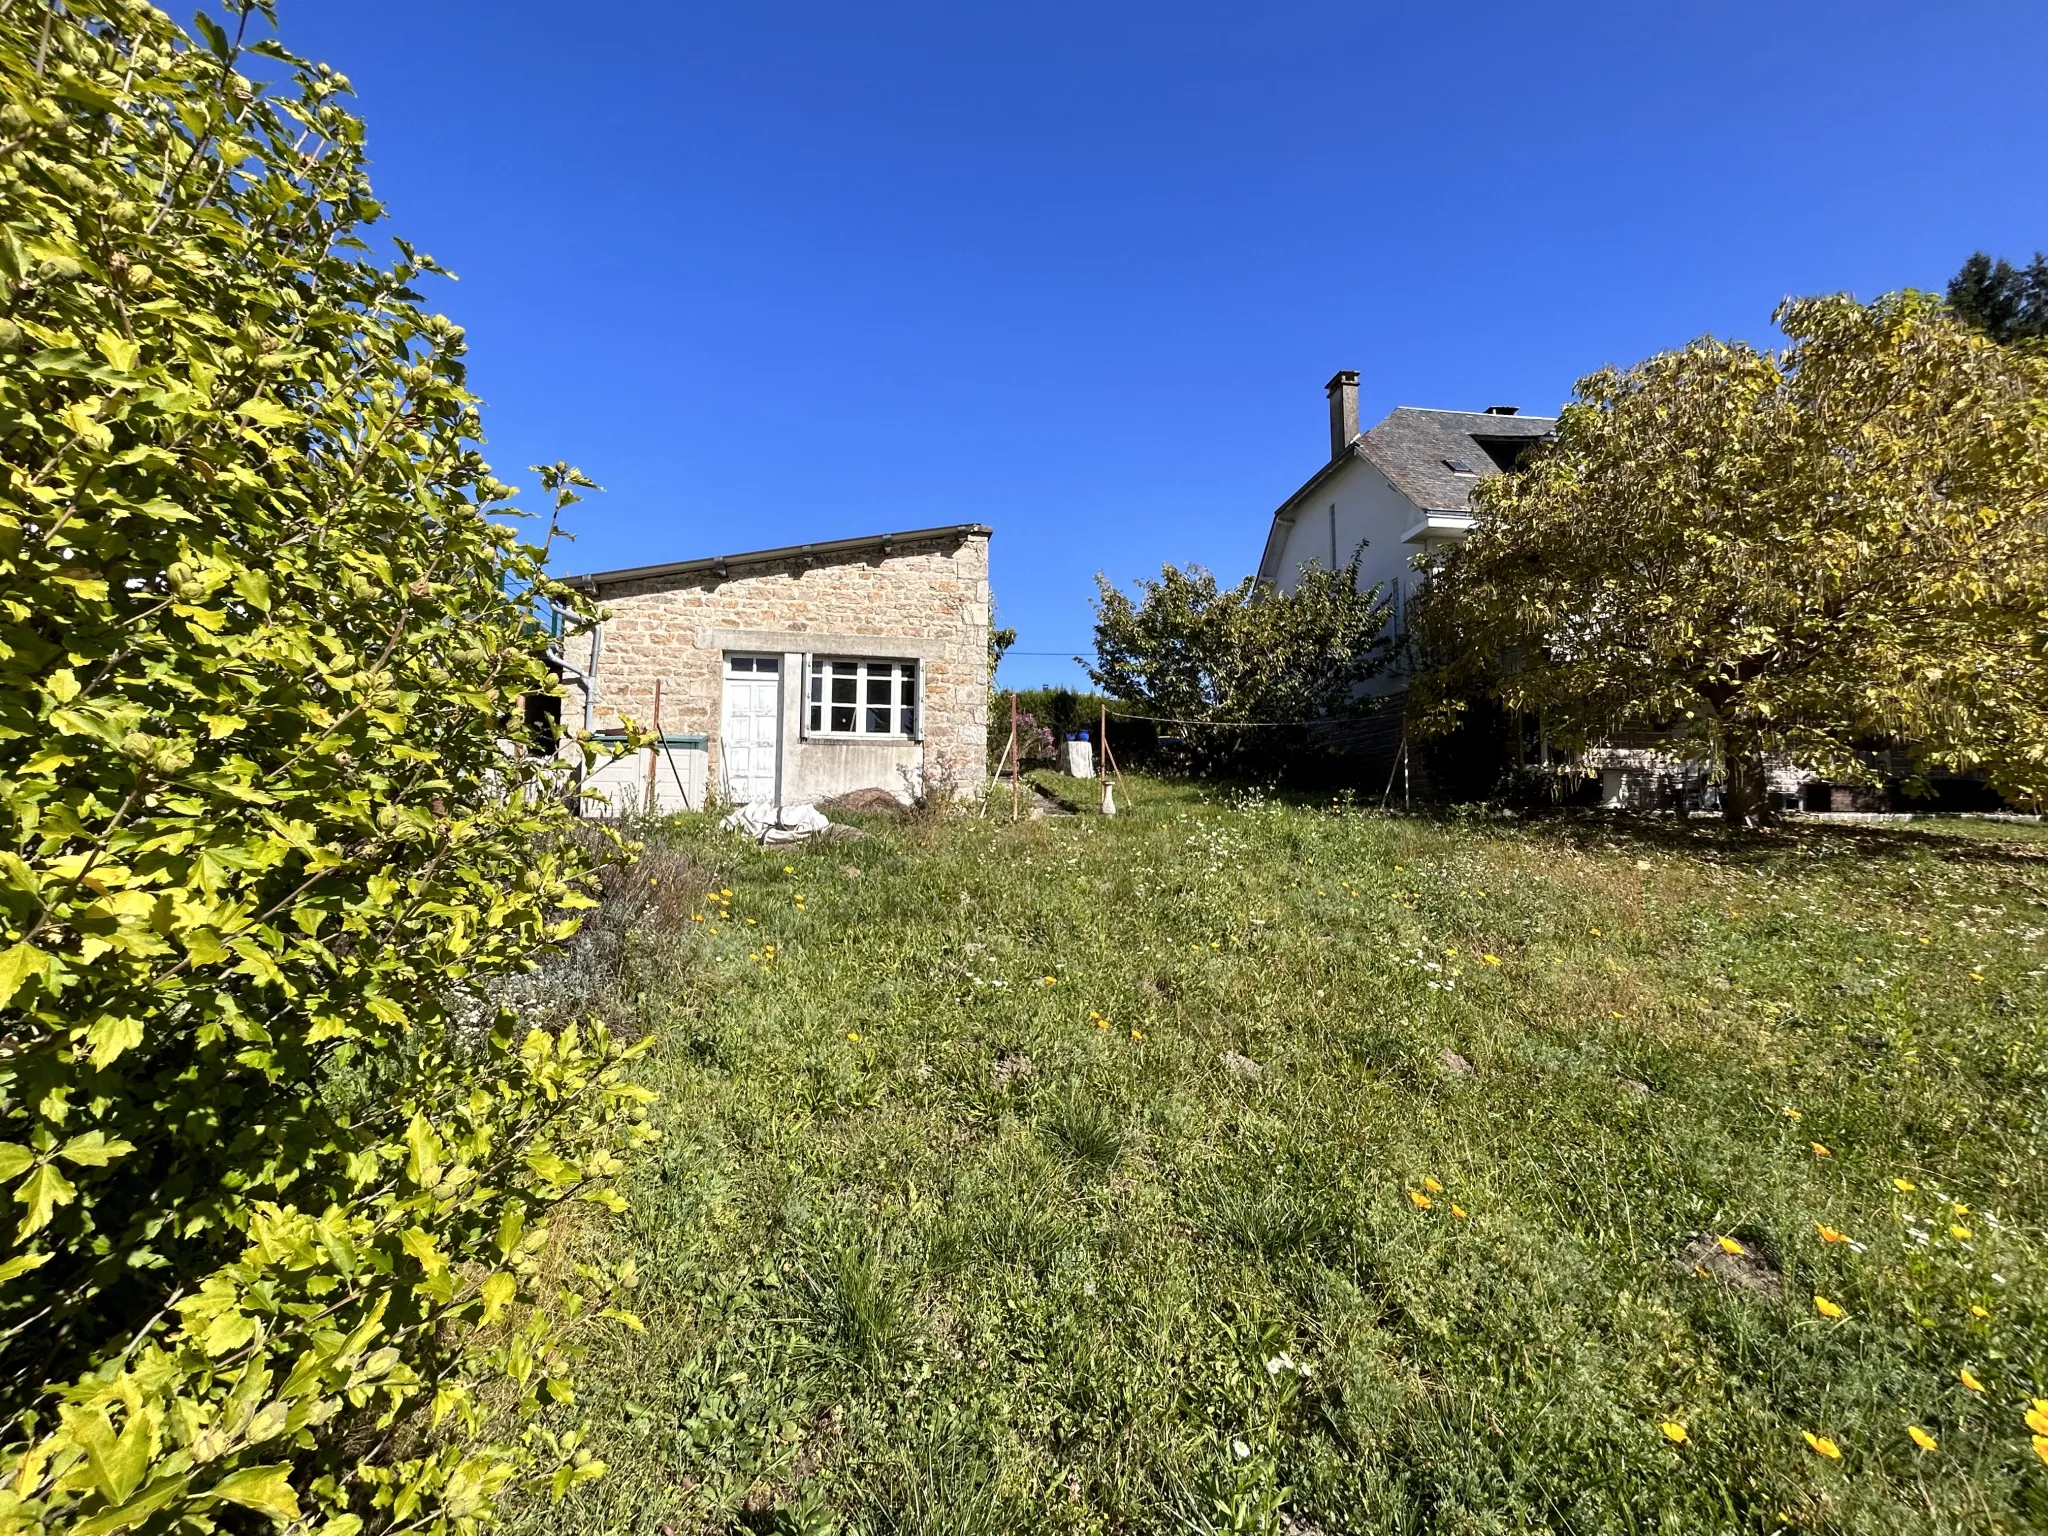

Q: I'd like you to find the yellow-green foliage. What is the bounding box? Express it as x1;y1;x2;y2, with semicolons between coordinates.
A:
1412;293;2048;822
0;5;653;1531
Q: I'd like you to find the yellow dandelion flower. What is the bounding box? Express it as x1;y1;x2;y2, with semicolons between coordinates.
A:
1450;1204;1468;1219
1408;1190;1432;1209
1811;1142;1832;1158
1042;975;1058;986
1908;1425;1937;1452
1660;1421;1688;1444
1784;1107;1803;1120
783;865;794;873
1950;1224;1973;1241
1893;1178;1916;1192
1482;954;1502;965
690;913;703;922
1969;971;1984;981
1959;1369;1985;1393
1095;1019;1109;1030
1951;1201;1969;1214
846;1031;860;1042
1815;1223;1849;1244
1717;1235;1746;1256
2025;1405;2048;1438
1588;927;1601;936
1802;1431;1842;1460
2033;1435;2048;1465
1129;1028;1144;1042
1444;947;1458;958
1918;935;1930;944
1971;1305;1990;1319
1422;1177;1444;1194
1814;1295;1845;1319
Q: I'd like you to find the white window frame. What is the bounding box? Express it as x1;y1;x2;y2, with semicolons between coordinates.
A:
806;657;920;741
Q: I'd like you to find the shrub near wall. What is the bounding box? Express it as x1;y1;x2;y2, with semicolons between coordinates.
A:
0;6;653;1532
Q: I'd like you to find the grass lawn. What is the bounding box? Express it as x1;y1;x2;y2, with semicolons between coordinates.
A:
523;780;2048;1535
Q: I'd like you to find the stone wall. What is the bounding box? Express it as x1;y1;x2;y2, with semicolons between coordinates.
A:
571;529;991;804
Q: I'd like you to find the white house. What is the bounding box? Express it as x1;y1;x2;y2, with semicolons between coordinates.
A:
1255;371;1555;695
1253;372;1828;810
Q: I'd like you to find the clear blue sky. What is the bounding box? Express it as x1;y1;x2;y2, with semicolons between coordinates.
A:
280;1;2045;691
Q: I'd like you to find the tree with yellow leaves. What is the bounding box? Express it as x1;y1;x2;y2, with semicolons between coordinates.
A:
1411;293;2048;824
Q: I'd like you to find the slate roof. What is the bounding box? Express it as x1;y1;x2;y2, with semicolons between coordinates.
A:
1356;407;1557;514
1256;407;1558;586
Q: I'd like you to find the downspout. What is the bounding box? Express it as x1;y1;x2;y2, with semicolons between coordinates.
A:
546;622;601;736
545;623;601;815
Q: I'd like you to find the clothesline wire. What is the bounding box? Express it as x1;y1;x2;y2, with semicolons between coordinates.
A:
996;678;1313;728
1099;709;1303;729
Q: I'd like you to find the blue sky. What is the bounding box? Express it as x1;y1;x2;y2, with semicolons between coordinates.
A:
280;2;2046;691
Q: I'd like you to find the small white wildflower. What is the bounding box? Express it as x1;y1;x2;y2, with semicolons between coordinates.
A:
1265;1353;1295;1376
1231;1438;1251;1460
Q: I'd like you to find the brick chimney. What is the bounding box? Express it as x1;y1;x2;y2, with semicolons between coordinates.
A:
1326;369;1360;460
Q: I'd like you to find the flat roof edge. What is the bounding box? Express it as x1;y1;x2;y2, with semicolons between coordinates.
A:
566;523;993;591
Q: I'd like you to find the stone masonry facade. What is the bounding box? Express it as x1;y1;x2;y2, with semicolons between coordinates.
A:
569;526;992;804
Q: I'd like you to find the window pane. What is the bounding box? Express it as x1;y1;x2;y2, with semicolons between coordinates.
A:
900;704;917;736
831;704;855;732
832;661;857;675
808;672;821;703
831;673;857;705
729;656;752;672
900;664;917;702
755;657;779;674
808;703;821;731
865;672;892;706
866;706;890;734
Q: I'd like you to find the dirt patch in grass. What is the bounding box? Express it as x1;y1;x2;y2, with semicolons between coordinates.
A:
816;787;907;817
1677;1230;1783;1297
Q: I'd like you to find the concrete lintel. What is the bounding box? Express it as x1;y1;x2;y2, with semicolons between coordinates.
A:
696;628;956;660
1401;512;1476;544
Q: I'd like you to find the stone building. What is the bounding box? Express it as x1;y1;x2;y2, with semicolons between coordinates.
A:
560;524;992;814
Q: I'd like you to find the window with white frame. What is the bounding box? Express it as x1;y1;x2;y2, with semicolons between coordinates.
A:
808;658;918;738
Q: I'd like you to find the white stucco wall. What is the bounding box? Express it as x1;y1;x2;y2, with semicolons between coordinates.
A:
1264;456;1456;693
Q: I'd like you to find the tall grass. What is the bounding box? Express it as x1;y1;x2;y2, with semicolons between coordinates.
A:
520;785;2048;1535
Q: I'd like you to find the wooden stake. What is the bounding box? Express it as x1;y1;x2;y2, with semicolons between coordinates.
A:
1010;692;1021;823
647;678;664;814
1099;702;1118;814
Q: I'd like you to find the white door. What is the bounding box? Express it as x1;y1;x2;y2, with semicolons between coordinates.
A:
720;655;782;805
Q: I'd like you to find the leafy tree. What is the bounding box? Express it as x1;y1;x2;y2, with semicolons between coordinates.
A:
1947;250;2048;345
1087;558;1392;772
0;4;652;1531
1411;292;2048;825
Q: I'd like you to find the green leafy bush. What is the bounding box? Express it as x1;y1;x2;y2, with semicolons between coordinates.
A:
0;4;653;1530
1087;559;1393;776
